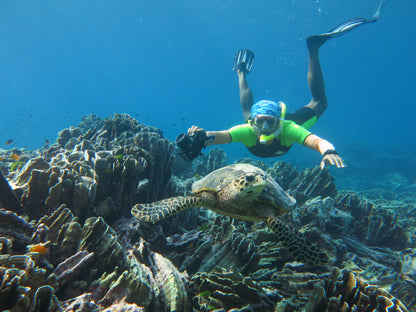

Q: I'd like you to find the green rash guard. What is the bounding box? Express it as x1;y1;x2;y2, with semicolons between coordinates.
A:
228;120;311;147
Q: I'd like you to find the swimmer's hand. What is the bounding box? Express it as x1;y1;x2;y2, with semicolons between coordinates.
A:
321;151;346;169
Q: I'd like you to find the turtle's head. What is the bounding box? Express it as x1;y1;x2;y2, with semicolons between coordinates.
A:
233;172;269;200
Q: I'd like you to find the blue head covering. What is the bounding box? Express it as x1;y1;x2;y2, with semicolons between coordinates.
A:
250;100;282;118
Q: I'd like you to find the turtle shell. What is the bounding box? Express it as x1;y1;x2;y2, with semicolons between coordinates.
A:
192;163;271;194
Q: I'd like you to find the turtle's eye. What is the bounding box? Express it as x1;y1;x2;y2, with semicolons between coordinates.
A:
245;174;255;183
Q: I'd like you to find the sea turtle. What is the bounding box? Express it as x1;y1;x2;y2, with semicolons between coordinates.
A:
131;163;328;265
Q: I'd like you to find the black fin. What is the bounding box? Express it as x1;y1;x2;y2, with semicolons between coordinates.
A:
323;17;376;38
232;49;255;73
306;0;385;49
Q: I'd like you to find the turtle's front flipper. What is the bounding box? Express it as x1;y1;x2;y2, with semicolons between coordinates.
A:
131;196;203;223
266;217;329;265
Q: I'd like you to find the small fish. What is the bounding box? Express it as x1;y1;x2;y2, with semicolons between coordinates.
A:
28;243;48;255
5;139;13;145
199;221;210;233
194;174;202;180
44;139;50;144
10;161;24;171
9;154;19;161
199;290;212;298
114;154;124;160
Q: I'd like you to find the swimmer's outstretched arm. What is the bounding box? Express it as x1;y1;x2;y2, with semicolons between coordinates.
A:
188;125;230;146
303;134;346;169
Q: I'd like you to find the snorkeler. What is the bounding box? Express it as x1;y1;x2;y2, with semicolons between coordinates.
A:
177;4;384;169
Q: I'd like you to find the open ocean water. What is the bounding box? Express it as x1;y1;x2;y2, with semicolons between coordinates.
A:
0;0;415;189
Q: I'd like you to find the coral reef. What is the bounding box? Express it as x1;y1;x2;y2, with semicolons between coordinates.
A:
288;166;337;205
0;208;34;251
308;267;409;312
335;192;410;250
3;114;177;223
189;268;276;312
194;147;228;176
0;114;414;311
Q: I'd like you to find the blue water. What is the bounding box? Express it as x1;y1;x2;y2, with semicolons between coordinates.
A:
0;0;414;176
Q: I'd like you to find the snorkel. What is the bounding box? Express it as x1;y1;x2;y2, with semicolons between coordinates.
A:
250;100;286;144
259;102;286;143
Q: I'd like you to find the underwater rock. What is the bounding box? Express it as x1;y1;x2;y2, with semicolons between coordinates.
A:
189;268;275;312
0;170;21;212
307;267;409;312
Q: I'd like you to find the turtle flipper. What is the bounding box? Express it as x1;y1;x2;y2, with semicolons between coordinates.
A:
266;217;329;265
131;196;204;223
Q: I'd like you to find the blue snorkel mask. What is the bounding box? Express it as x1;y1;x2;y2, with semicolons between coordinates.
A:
250;100;286;144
